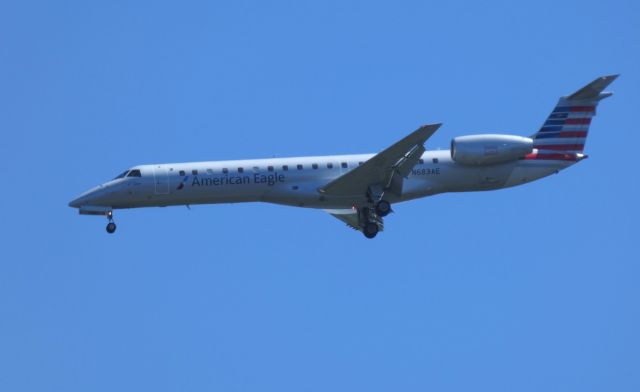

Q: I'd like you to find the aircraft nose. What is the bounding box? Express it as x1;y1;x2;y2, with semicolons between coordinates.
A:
68;192;93;208
68;197;82;208
68;185;104;208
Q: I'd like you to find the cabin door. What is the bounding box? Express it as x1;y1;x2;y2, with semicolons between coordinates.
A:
153;165;170;194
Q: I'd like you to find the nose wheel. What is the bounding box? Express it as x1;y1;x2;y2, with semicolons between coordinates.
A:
106;212;117;234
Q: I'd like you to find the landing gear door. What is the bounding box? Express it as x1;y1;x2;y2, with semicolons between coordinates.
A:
153;165;170;194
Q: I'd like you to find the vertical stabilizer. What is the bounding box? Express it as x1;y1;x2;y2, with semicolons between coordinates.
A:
531;75;618;152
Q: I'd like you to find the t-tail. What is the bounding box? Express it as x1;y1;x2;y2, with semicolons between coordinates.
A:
531;75;618;157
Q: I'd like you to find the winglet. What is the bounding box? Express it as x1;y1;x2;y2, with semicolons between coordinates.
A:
567;74;619;101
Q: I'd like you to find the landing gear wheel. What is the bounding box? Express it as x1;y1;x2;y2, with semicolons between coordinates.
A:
106;222;117;234
363;222;379;239
375;200;391;217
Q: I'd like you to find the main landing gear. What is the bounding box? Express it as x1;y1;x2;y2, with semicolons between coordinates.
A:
357;185;393;239
106;212;117;234
375;200;391;217
363;221;379;239
359;205;386;239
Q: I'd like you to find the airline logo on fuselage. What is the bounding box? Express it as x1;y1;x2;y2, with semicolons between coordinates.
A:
177;176;189;190
182;173;286;189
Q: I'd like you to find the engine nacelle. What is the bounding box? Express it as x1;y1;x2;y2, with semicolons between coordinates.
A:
451;134;533;165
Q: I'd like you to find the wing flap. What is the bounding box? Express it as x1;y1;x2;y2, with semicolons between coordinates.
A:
393;144;426;179
325;208;384;232
325;209;361;230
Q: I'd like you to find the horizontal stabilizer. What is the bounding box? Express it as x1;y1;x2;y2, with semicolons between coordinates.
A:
567;74;619;101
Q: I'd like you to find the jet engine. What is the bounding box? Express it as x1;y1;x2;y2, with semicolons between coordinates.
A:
451;134;533;165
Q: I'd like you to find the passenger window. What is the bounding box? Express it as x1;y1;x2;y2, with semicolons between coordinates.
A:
419;159;424;164
192;169;198;175
222;168;228;174
327;163;333;169
297;164;303;170
282;165;289;171
358;162;364;166
206;169;214;174
341;162;348;168
433;158;439;164
312;163;318;169
127;169;142;177
179;170;185;176
253;166;260;172
238;167;244;173
268;166;274;172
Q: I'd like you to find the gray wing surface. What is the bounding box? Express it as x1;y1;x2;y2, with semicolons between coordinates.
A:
567;74;619;101
319;123;442;197
324;209;361;230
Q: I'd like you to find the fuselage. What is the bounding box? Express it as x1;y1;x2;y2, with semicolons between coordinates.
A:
68;149;576;211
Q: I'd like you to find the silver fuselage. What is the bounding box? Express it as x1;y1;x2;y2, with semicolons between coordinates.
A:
69;150;573;211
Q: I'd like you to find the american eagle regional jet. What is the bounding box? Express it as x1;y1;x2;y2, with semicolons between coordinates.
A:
69;75;617;238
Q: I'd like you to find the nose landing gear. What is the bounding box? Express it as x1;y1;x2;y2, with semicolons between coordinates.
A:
106;212;117;234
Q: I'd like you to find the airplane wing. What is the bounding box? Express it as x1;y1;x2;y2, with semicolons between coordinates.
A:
319;123;442;196
324;208;384;232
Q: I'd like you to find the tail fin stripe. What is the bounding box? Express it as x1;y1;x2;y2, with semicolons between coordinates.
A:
559;131;588;138
535;132;562;139
553;106;596;113
544;116;593;125
570;106;596;112
565;118;592;125
534;137;586;145
534;131;588;139
540;126;563;132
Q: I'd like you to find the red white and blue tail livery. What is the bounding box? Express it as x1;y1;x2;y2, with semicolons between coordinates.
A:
70;75;618;238
528;74;618;161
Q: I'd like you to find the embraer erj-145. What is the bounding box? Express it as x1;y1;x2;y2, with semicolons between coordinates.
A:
69;75;617;238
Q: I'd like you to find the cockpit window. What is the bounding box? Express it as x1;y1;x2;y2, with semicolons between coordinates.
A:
113;171;128;180
127;169;142;177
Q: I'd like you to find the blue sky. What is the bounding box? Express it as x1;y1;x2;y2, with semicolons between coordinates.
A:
1;1;639;391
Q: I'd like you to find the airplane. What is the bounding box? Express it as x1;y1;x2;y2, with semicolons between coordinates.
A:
69;75;617;238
